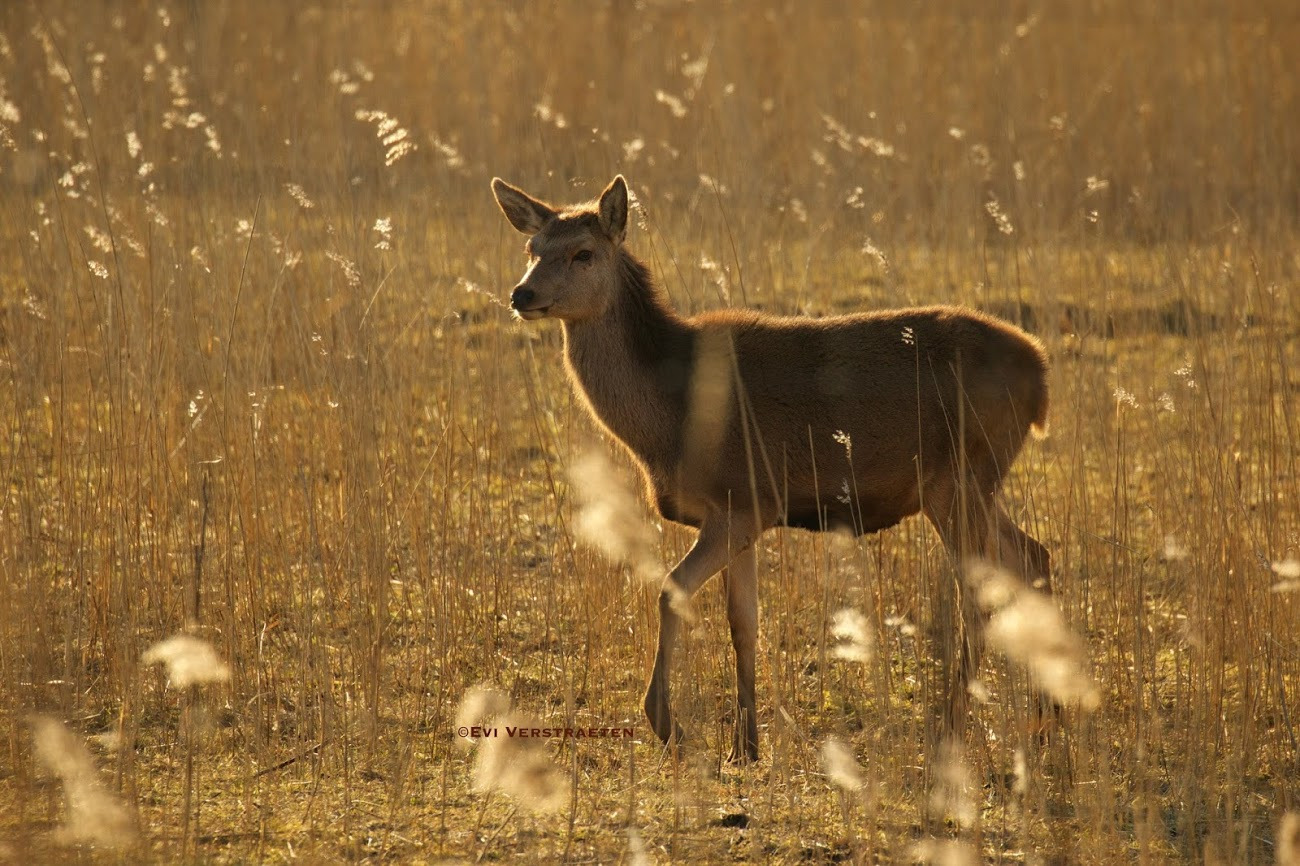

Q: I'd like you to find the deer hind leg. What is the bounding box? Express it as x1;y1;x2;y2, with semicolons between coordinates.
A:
921;470;996;741
644;512;756;754
992;502;1063;738
723;544;759;763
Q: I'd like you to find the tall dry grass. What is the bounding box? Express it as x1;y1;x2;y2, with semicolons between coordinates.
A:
0;1;1296;861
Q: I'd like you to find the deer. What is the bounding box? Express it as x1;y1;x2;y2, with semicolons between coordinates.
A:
491;174;1052;763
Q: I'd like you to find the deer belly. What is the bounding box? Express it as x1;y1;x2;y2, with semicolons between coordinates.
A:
654;493;705;528
782;491;918;535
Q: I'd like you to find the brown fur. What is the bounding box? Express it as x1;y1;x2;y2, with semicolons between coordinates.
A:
493;175;1052;762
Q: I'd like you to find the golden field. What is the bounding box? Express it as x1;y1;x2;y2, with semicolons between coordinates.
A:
0;1;1297;862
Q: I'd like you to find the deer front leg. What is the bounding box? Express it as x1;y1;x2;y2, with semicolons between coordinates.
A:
644;513;754;753
994;502;1052;592
921;473;993;743
723;543;759;763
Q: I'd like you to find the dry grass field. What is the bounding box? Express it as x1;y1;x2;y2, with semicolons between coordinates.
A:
1;1;1298;862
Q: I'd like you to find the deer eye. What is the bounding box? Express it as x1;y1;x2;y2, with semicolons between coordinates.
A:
573;249;593;263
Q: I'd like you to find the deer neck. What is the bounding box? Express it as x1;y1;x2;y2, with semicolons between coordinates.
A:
561;255;692;472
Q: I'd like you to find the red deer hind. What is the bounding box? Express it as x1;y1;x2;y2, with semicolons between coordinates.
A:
492;174;1051;762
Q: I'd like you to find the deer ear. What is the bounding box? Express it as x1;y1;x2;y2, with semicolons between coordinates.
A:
491;178;557;235
598;175;629;244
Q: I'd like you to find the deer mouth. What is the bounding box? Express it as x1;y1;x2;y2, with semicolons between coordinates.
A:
513;304;552;321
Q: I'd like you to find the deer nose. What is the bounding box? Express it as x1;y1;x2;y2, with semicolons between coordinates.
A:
511;287;536;310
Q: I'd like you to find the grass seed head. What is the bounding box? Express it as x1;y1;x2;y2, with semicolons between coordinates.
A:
141;634;231;689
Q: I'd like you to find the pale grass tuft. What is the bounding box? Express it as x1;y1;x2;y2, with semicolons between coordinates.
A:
1270;556;1300;594
141;634;231;689
1279;812;1300;866
32;717;135;849
910;838;980;866
455;686;566;812
1161;535;1190;562
471;711;567;814
928;737;976;828
626;826;651;866
570;450;663;586
829;608;874;664
967;560;1101;710
1012;748;1028;796
453;684;511;751
820;736;866;792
